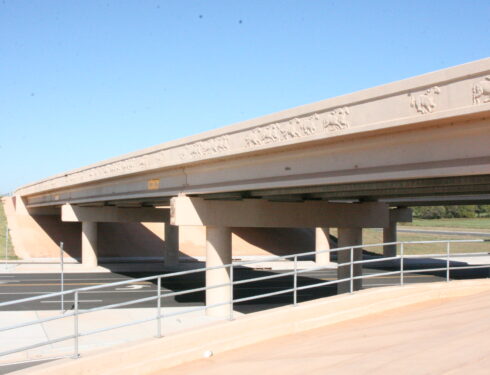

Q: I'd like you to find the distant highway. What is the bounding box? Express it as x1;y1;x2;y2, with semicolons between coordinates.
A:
397;228;490;237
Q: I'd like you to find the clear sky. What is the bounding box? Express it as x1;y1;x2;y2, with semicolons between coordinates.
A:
1;0;489;194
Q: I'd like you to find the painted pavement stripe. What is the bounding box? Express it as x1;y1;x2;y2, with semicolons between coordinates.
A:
0;281;153;287
40;300;102;303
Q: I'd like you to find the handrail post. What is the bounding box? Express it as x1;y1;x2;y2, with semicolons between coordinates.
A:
400;242;404;286
73;290;79;358
156;277;162;337
229;264;234;321
293;255;298;306
349;247;354;293
60;242;64;314
446;242;451;282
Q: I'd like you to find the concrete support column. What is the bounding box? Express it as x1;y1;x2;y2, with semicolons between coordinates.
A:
315;227;331;265
164;223;179;266
383;221;397;257
82;222;98;267
337;228;362;294
205;226;232;317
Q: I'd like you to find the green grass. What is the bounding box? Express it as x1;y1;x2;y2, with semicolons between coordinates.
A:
404;218;490;231
0;199;16;260
330;228;490;256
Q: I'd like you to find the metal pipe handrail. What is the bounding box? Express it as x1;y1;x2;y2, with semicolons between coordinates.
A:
0;238;489;363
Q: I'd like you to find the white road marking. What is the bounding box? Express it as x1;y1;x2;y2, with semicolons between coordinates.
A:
0;290;164;295
9;278;139;282
116;285;150;290
41;300;102;304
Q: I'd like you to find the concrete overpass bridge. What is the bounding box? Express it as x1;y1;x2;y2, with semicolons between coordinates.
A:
11;57;490;316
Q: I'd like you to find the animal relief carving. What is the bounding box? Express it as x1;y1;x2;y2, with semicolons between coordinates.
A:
245;124;281;147
244;114;321;148
472;76;490;104
182;135;231;160
409;86;440;114
323;107;350;131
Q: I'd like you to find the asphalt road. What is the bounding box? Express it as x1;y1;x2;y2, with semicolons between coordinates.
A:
2;264;486;312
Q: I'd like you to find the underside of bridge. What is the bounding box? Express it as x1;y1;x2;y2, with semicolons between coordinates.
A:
89;174;490;207
10;58;490;317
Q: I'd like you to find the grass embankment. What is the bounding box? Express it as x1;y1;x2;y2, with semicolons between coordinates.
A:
331;217;490;256
0;199;16;260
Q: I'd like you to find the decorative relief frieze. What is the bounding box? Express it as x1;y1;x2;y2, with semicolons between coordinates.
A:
472;76;490;104
18;105;352;193
180;135;231;160
408;86;441;114
322;107;350;131
244;108;349;148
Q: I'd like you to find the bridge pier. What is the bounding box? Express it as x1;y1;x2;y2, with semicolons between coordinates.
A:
337;227;363;294
383;222;397;258
164;223;179;267
315;227;331;265
383;208;413;257
171;196;391;315
82;221;98;267
205;226;232;317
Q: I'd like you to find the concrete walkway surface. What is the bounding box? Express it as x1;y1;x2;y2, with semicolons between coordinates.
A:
0;307;229;365
156;289;490;375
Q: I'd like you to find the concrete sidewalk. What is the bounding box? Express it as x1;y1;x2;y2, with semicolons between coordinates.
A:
0;306;231;366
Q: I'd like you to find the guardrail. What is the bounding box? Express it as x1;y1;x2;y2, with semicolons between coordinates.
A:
0;239;489;363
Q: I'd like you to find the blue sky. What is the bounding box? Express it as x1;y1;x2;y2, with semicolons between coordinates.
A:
1;0;489;193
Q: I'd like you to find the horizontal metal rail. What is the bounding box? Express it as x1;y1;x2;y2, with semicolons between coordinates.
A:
0;239;488;363
233;287;296;304
296;277;350;291
233;270;296;285
0;333;76;357
0;310;76;333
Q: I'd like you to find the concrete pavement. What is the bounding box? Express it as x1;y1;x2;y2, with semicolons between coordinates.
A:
0;306;227;367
